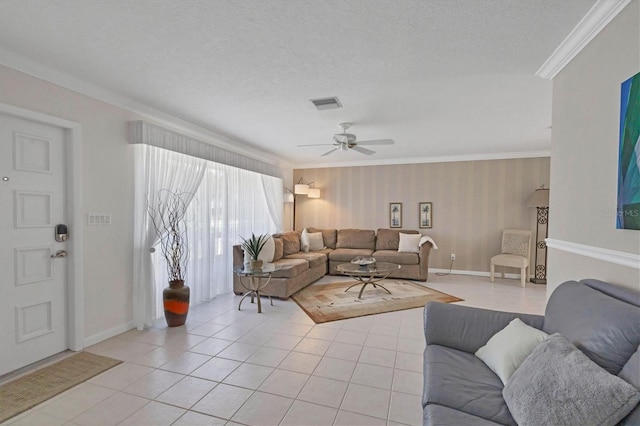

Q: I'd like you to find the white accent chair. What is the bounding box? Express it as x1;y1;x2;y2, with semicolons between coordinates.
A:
490;229;532;287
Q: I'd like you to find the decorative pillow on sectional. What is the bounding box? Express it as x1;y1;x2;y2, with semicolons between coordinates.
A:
307;232;325;251
307;227;338;249
277;231;301;255
503;333;640;426
301;228;311;252
272;237;284;261
475;318;548;384
398;233;421;253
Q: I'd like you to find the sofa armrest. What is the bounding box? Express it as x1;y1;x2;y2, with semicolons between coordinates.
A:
418;241;432;279
424;301;544;354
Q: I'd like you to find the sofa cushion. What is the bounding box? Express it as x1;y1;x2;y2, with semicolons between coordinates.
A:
274;231;301;256
307;227;338;249
423;344;516;426
543;281;640;375
503;333;640;426
284;252;327;269
272;237;284;262
271;258;309;278
424;404;504;426
336;229;376;250
372;250;419;265
375;228;418;250
329;248;375;262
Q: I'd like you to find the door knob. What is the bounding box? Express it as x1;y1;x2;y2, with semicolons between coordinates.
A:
50;250;67;258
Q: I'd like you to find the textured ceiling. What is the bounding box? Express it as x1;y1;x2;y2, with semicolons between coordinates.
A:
0;0;596;167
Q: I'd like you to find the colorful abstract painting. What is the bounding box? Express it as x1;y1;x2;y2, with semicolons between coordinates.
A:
617;72;640;230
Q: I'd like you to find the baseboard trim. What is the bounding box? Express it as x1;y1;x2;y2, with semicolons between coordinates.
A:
83;321;134;348
430;268;528;280
546;238;640;270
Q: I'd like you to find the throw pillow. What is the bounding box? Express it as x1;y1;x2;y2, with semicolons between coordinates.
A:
272;237;284;261
308;232;325;251
503;333;640;426
475;318;548;384
398;233;421;253
301;228;310;252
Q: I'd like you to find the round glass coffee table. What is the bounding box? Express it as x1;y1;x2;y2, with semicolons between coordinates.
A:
234;263;281;313
336;262;399;299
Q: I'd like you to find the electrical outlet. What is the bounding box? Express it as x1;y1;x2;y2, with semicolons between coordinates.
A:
450;253;456;261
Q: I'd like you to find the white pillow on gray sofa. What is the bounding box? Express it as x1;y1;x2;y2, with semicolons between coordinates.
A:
503;333;640;426
475;318;547;384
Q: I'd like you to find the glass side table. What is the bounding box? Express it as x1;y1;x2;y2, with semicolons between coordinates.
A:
336;262;399;299
233;263;281;313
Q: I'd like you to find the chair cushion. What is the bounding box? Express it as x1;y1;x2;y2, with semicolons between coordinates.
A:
375;228;417;250
490;254;528;268
329;248;374;262
284;252;327;269
372;250;419;265
271;258;308;278
543;281;640;375
423;344;516;426
336;229;376;250
619;347;640;425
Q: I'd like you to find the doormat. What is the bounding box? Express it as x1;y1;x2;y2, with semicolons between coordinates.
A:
291;279;462;323
0;351;122;423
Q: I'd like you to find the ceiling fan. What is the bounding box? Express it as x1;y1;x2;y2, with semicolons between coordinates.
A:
298;123;394;156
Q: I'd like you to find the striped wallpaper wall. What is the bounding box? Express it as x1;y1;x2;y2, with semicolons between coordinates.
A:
294;157;550;273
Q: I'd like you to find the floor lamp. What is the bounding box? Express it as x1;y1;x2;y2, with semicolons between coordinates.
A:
288;179;320;231
528;186;550;284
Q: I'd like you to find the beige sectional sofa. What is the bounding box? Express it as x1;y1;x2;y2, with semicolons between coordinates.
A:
233;228;434;299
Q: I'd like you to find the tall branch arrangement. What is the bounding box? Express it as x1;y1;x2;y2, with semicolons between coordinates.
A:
148;190;192;282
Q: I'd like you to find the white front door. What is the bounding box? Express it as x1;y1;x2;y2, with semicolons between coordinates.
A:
0;113;68;376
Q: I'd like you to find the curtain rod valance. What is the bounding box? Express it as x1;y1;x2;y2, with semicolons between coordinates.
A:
128;120;281;178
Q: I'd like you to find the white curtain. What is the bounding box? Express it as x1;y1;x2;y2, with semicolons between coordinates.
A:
133;145;207;329
148;154;284;320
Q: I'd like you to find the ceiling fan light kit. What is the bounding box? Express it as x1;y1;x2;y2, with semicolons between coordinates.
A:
298;123;394;156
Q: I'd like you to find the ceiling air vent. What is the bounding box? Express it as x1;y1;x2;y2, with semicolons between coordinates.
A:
310;97;342;110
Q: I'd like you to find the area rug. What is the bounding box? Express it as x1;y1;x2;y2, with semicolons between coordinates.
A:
0;352;122;423
292;279;462;323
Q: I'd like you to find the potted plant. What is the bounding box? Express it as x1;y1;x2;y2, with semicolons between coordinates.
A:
148;190;191;327
241;233;270;269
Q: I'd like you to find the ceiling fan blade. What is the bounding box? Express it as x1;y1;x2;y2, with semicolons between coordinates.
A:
355;139;394;146
297;143;337;147
321;147;340;156
352;146;376;155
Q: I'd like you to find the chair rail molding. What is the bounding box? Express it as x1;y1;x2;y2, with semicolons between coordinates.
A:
536;0;631;79
545;238;640;270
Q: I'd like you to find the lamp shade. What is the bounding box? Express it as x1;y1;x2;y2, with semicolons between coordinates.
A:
284;192;294;203
295;184;309;194
528;188;549;207
308;188;320;198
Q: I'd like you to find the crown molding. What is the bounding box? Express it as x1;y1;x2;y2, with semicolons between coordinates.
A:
0;47;292;171
536;0;632;79
546;238;640;269
295;150;550;169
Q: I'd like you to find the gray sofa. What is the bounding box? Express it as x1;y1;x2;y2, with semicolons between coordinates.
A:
233;228;434;299
422;279;640;425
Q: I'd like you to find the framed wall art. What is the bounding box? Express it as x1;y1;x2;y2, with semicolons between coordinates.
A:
419;202;432;228
389;202;402;228
617;71;640;230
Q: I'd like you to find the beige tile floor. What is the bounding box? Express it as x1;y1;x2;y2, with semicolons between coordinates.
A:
4;274;546;426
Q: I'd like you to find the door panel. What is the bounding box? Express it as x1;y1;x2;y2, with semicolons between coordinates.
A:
0;114;67;375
